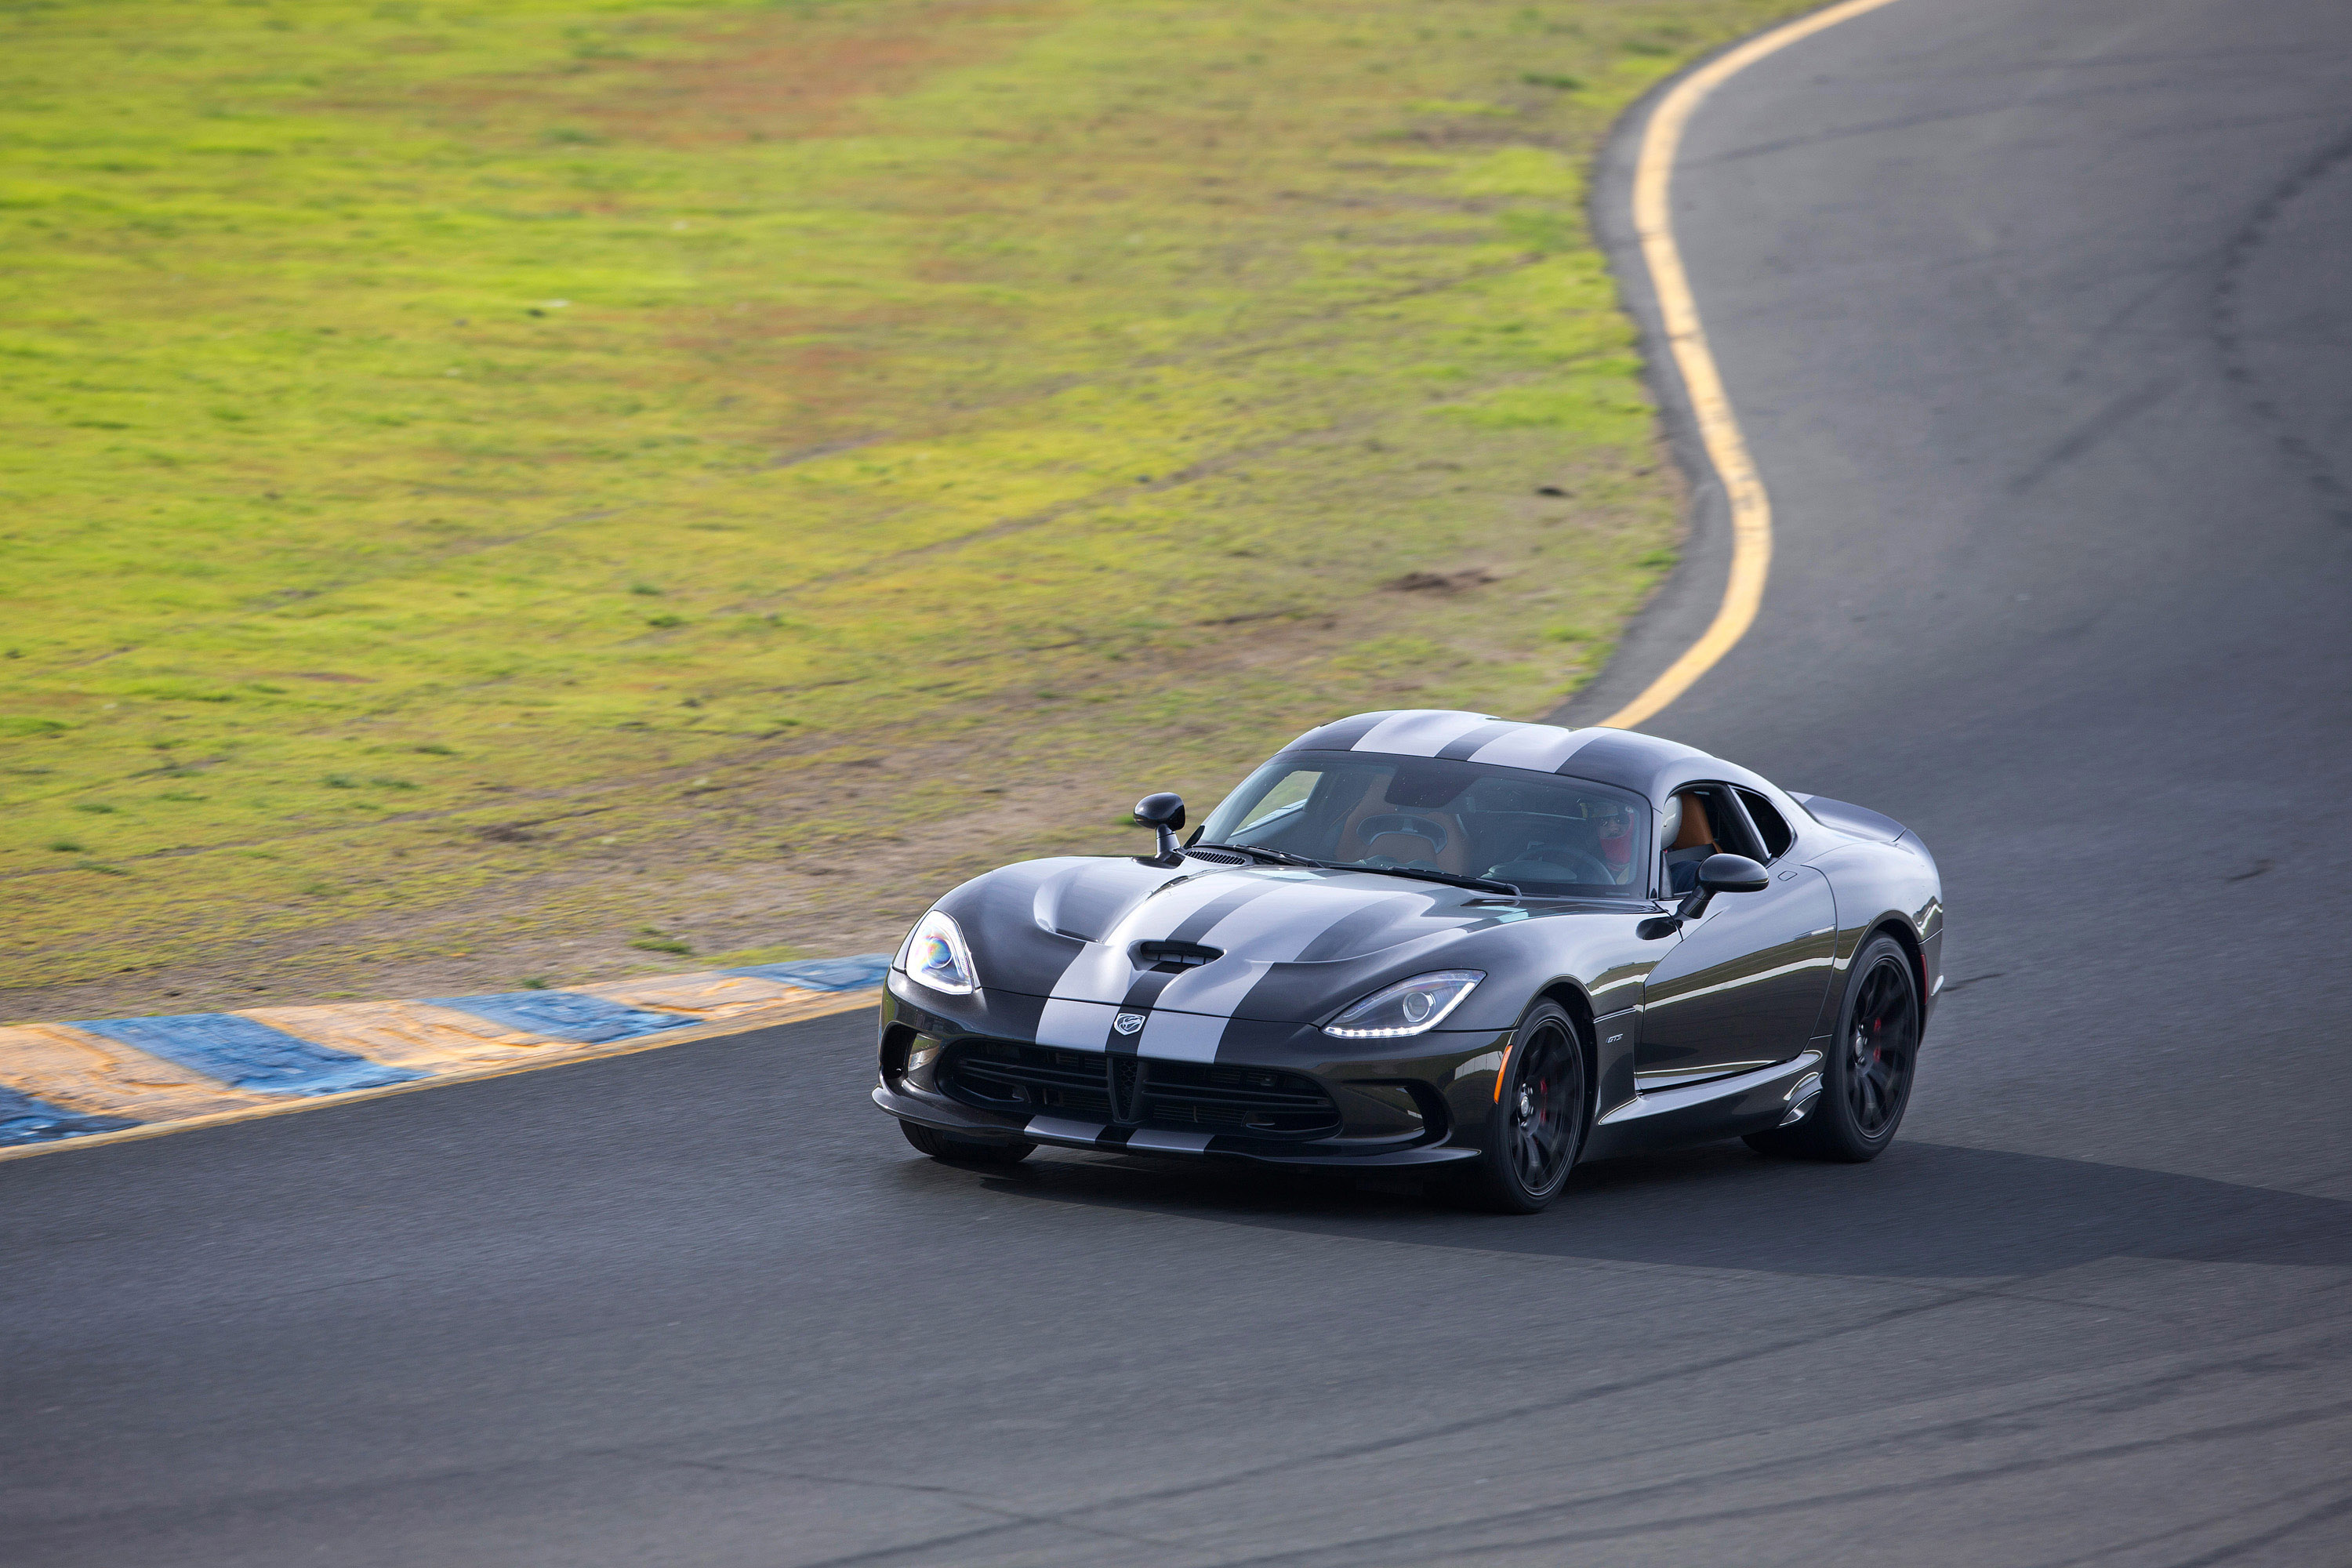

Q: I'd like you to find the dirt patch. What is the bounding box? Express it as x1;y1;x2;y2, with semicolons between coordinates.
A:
426;1;1051;151
1388;568;1502;593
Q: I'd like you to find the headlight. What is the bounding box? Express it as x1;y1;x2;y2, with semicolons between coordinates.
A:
902;909;978;996
1323;970;1483;1037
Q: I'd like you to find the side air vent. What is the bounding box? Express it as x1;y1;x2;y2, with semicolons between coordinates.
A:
1136;940;1224;970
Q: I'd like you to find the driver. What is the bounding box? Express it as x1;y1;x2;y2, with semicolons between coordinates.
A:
1592;801;1635;884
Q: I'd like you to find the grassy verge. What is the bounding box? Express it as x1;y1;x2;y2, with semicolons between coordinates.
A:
2;0;1801;1015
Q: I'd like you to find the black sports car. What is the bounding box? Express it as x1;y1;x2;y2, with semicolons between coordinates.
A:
873;710;1943;1210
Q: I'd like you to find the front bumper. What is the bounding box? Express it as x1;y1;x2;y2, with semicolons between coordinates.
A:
873;976;1502;1168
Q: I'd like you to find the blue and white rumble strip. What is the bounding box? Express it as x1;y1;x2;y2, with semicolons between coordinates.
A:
0;956;891;1158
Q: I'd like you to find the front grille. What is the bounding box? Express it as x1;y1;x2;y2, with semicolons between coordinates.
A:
938;1041;1340;1138
946;1042;1112;1120
1110;1055;1143;1121
1136;1058;1340;1134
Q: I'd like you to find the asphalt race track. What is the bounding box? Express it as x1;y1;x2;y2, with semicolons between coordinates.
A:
7;1;2350;1563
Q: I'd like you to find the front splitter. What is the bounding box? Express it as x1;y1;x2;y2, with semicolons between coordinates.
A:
873;1085;1479;1167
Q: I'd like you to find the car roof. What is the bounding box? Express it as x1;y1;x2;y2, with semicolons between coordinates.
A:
1277;710;1769;804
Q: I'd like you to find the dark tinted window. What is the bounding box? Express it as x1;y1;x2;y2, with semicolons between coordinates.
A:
1736;788;1794;861
1199;751;1652;898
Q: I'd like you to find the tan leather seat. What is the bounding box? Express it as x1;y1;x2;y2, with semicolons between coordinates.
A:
1334;779;1472;873
1667;790;1716;853
1359;828;1462;868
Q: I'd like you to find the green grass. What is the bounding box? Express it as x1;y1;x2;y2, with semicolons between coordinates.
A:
1;0;1803;1004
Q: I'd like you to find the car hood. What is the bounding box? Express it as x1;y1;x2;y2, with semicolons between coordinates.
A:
938;855;1521;1022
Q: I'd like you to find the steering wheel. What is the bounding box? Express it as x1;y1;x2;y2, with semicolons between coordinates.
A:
1354;813;1449;855
1490;846;1617;885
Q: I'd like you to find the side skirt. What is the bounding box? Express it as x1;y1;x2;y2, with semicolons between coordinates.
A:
1583;1047;1822;1160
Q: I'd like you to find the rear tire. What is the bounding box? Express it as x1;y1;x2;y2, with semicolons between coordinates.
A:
1745;932;1918;1162
900;1120;1035;1166
1449;1002;1588;1213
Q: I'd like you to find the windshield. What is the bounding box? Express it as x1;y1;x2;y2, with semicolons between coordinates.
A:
1197;750;1651;898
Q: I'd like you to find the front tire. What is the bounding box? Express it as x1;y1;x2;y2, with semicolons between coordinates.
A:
1450;1002;1588;1213
1746;932;1918;1162
900;1120;1035;1166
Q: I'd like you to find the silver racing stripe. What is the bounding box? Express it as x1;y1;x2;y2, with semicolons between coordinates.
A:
1149;970;1272;1030
1133;1009;1225;1064
1310;710;1610;775
1051;869;1330;1006
1285;711;1396;752
1194;878;1395;958
1033;994;1236;1061
1467;723;1602;772
1348;710;1501;757
1034;996;1121;1050
1152;881;1410;1017
1048;943;1143;1009
1020;1117;1210;1157
1040;873;1247;1005
1033;877;1430;1054
1125;1128;1213;1154
1023;1116;1108;1146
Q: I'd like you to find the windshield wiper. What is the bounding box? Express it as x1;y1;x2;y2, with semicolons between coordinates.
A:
1190;844;1519;897
1187;841;1324;867
1333;864;1522;898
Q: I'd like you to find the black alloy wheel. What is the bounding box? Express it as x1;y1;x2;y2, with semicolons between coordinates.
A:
1453;1001;1588;1213
900;1120;1035;1166
1747;932;1920;1162
1843;953;1916;1136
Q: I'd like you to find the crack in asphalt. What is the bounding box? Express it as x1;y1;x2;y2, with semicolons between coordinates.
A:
777;1287;2167;1568
2005;377;2180;495
2154;1487;2352;1568
2019;1472;2352;1568
1188;1322;2352;1562
1192;1396;2352;1566
766;1254;2352;1567
2211;122;2352;525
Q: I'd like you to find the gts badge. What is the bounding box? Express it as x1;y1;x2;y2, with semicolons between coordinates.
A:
1112;1013;1147;1036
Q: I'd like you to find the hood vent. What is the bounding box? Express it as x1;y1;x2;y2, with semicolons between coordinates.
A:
1135;940;1224;971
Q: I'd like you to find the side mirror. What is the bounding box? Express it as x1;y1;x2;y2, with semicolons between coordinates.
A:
1133;792;1186;861
1697;852;1770;895
1680;851;1769;920
1643;851;1771;937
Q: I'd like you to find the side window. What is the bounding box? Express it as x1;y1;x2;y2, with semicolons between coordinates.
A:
1736;788;1794;862
1659;787;1724;895
1663;785;1784;893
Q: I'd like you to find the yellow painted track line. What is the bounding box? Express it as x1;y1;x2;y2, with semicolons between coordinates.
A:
1601;0;1904;731
0;991;879;1167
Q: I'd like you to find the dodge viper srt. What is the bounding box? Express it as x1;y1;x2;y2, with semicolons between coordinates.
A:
873;710;1943;1211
